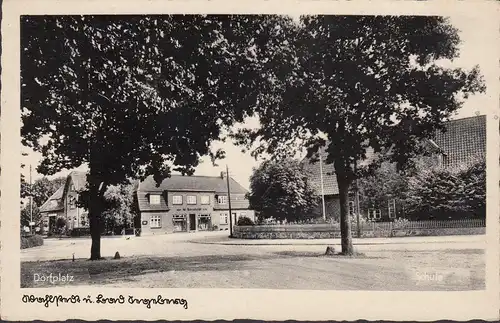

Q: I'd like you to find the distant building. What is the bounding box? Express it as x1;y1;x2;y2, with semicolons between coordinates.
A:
302;115;487;222
39;171;89;234
136;173;255;235
40;170;255;235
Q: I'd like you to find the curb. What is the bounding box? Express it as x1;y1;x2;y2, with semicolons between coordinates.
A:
189;238;483;246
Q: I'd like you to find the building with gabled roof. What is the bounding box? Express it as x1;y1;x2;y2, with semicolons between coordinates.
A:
303;115;487;222
39;171;90;234
137;173;254;235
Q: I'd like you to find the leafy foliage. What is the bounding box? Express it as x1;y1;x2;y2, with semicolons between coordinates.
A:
20;200;41;227
21;15;294;258
233;15;485;254
247;158;319;221
101;183;138;234
237;216;255;226
20;235;44;249
404;157;486;220
357;161;408;213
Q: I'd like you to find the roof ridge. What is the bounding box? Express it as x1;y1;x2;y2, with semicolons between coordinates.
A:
39;185;65;211
447;115;486;123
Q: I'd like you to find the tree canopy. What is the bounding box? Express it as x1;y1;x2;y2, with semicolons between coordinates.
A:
233;15;485;254
101;182;139;234
247;158;319;222
21;15;296;259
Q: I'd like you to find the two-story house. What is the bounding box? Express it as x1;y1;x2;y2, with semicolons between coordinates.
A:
136;173;255;235
39;171;89;234
302;115;487;222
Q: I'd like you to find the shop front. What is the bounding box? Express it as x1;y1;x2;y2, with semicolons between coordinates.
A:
197;214;212;231
172;214;188;232
172;213;213;232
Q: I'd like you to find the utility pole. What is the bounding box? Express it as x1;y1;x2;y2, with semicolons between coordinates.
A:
226;165;234;238
29;164;33;234
318;148;326;221
354;160;361;238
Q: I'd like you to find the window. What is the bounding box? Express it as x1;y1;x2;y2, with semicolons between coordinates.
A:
172;195;183;205
200;195;210;205
368;209;382;220
149;194;161;205
388;199;396;219
217;195;227;204
187;195;197;205
220;213;228;224
348;201;355;217
69;196;76;209
150;215;162;228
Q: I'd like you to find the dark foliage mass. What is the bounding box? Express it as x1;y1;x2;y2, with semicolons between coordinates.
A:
21;15;293;259
233;15;485;254
405;157;486;220
247;158;319;222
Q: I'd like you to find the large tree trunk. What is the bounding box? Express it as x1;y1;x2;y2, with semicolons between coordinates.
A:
89;210;102;260
338;176;354;255
88;173;105;260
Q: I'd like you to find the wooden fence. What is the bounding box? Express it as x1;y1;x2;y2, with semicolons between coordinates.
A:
247;219;485;231
233;219;486;239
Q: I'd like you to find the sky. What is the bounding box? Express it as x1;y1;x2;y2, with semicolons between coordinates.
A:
21;14;497;191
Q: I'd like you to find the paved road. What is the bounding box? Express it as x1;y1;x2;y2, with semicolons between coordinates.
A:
21;231;486;262
21;232;485;290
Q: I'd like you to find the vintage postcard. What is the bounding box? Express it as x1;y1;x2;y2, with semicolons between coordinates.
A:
1;0;499;321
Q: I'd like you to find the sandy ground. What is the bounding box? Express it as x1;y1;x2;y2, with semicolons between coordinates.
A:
21;232;485;290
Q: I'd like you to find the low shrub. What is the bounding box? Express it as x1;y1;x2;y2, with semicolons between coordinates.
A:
70;227;91;237
237;216;255;226
21;235;44;249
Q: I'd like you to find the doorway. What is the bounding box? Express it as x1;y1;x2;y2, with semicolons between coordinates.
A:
48;216;56;234
189;214;196;231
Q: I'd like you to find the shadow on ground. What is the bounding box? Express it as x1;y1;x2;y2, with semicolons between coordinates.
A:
21;253;276;288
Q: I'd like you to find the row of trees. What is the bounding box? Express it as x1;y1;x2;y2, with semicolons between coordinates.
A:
246;156;486;224
22;15;484;257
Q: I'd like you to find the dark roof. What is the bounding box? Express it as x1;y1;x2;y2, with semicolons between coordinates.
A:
39;185;65;213
303;115;487;196
301;151;339;195
301;144;377;195
137;174;250;212
433;115;486;167
136;191;250;212
138;174;248;194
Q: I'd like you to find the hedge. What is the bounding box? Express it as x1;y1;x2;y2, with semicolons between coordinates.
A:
21;235;44;249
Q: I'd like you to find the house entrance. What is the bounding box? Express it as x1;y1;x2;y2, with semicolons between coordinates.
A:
189;214;196;231
48;215;56;234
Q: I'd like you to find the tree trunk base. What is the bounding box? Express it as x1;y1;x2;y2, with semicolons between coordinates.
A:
325;246;365;258
88;257;106;261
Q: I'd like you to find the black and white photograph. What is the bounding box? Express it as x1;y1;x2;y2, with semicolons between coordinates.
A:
1;0;499;321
